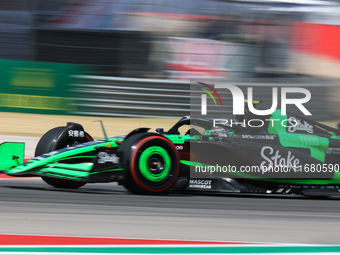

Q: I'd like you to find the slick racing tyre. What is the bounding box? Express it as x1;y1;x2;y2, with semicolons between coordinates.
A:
35;126;93;189
118;133;180;194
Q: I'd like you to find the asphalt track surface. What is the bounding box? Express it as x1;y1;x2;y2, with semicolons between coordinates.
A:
0;178;340;245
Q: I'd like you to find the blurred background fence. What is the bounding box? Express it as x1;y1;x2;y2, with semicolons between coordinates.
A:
1;0;340;120
69;75;340;120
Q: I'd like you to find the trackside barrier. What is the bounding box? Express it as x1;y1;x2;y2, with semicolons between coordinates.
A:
0;59;92;115
70;75;340;120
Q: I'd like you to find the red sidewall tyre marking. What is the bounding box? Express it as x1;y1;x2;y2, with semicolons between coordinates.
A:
130;136;180;192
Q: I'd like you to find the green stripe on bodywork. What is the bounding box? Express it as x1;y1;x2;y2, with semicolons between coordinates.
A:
61;156;96;161
8;140;117;175
268;110;329;162
0;245;339;253
37;167;90;178
36;162;92;179
180;160;212;168
262;110;340;185
165;135;191;144
39;163;124;179
38;173;85;180
47;162;93;171
90;168;123;175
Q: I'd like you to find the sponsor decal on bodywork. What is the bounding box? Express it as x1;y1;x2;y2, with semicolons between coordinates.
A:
33;140;105;161
98;152;120;164
188;179;212;189
211;129;230;138
287;117;314;134
242;135;276;140
260;146;301;171
92;151;124;172
326;148;340;154
68;130;85;137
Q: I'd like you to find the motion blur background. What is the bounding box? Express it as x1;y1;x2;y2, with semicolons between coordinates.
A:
1;0;340;120
2;2;340;247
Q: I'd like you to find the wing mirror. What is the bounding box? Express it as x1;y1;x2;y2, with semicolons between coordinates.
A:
156;128;164;134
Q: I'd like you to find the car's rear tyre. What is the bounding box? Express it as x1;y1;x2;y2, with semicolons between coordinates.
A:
35;126;93;189
118;133;180;194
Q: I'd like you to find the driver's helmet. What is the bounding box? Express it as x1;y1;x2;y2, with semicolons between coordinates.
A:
210;124;233;138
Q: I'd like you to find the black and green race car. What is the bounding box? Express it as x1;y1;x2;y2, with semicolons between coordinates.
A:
2;108;340;197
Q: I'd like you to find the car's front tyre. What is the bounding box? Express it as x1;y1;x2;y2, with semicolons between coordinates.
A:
118;133;180;194
35;126;93;189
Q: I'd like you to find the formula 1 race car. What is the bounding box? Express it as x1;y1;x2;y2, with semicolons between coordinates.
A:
2;109;340;197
